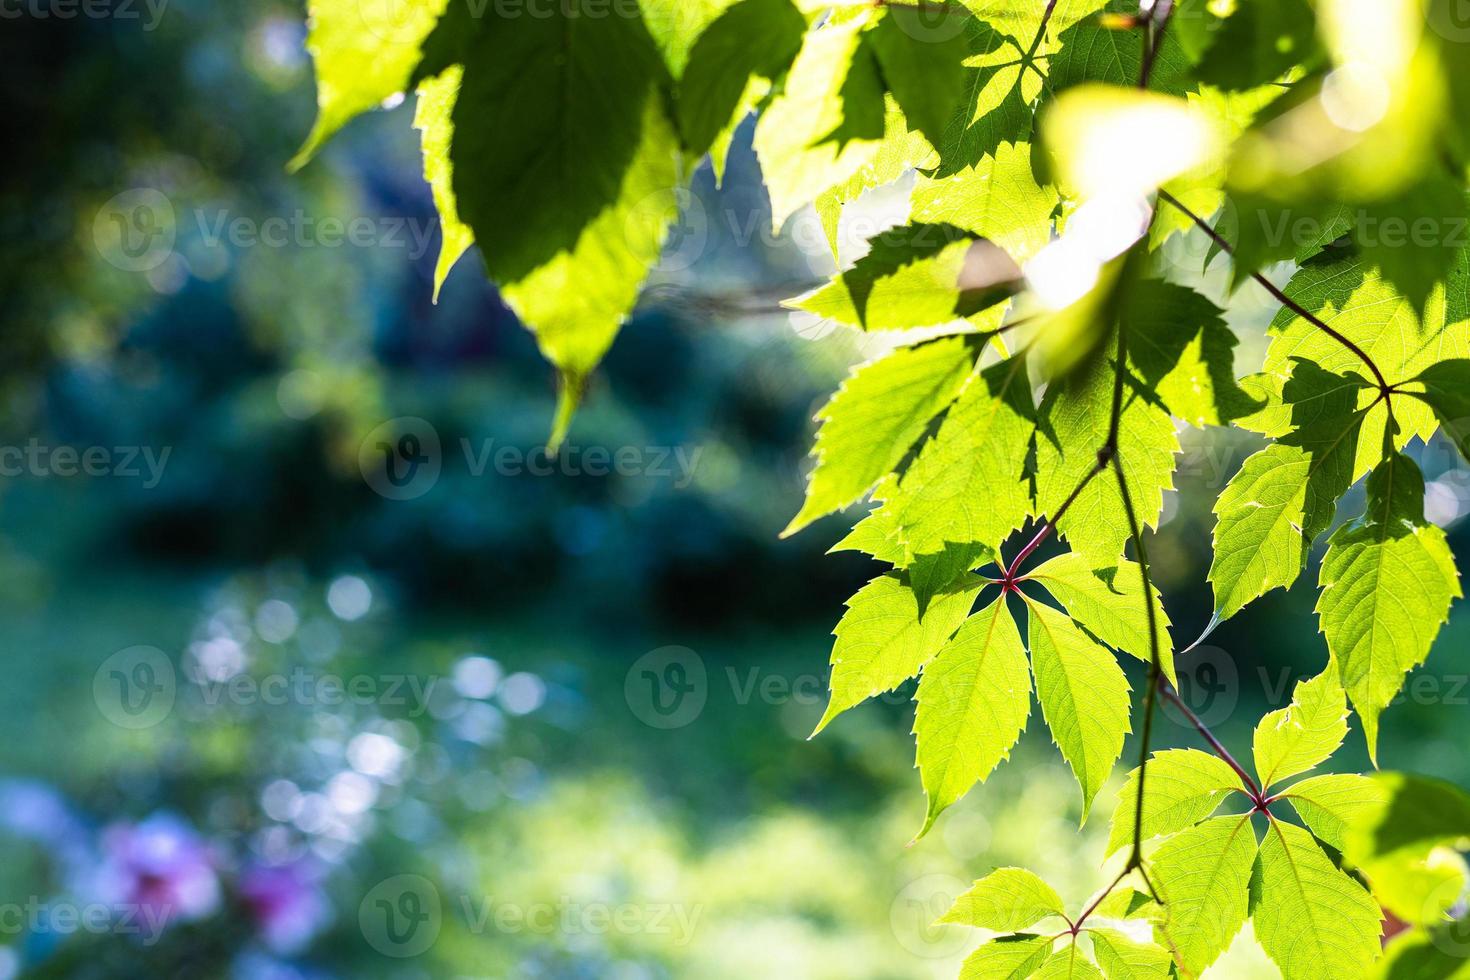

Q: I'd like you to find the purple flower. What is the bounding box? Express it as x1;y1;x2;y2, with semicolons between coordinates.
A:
90;813;221;930
239;860;330;954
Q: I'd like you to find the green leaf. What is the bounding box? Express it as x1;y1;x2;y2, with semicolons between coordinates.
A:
753;14;888;231
1280;773;1388;852
637;0;740;77
1034;946;1106;980
1347;773;1470;868
1193;0;1319;91
1254;252;1470;480
914;596;1032;837
1406;359;1470;463
960;935;1057;980
413;66;474;301
1151;815;1258;977
812;572;981;735
449;3;680;426
1318;453;1462;758
1027;553;1175;686
784;337;976;536
1027;600;1132;821
885;353;1035;571
1377;926;1470;980
292;0;451;169
1121;280;1261;426
1250;819;1383;980
1252;669;1349;790
867;5;969;149
1047;4;1192;96
910;140;1058;265
830;476;906;563
1106;748;1246;856
677;0;805;156
1089;928;1174;980
1344;773;1470;923
1356;179;1470;319
1034;356;1180;567
812;107;938;257
1210;360;1367;620
788;223;1013;331
942;867;1067;931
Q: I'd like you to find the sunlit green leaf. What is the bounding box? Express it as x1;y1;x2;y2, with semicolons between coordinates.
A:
1028;600;1132;821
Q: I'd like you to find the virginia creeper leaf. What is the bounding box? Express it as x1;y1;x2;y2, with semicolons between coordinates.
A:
1106;748;1245;856
813;572;981;735
1027;601;1132;821
1252;669;1349;791
1027;553;1175;686
914;596;1032;837
784;337;976;536
1151;815;1258;977
942;867;1067;931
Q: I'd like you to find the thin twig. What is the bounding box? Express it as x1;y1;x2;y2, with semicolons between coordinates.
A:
1155;189;1393;395
1160;682;1264;802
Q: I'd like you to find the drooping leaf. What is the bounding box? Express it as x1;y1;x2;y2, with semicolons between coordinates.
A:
942;866;1067;931
1252;669;1349;791
1027;553;1175;685
812;572;981;735
1250;819;1383;980
677;0;805;156
293;0;451;169
959;935;1057;980
867;5;969;149
784;337;976;537
1106;748;1246;856
1318;453;1461;757
413;66;474;301
449;4;681;438
1151;815;1258;977
914;596;1032;837
1027;600;1132;821
1034;356;1180;567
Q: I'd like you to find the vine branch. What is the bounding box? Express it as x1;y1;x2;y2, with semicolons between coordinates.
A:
1155;189;1394;396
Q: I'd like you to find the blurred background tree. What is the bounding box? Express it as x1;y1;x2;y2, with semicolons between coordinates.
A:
0;2;1467;978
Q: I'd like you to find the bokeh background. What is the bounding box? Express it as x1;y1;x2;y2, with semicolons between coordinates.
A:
2;3;1468;978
